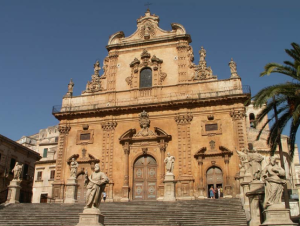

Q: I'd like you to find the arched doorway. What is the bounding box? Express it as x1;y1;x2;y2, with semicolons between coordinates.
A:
206;166;223;197
133;155;157;200
76;173;87;203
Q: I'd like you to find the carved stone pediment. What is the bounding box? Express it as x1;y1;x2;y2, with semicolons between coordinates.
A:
107;9;190;46
67;152;99;165
194;146;233;159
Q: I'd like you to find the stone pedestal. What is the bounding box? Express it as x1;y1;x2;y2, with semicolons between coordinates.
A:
76;208;105;226
64;178;78;203
241;181;251;221
197;187;206;199
120;186;129;202
6;179;21;204
223;185;232;198
247;181;264;226
261;204;297;226
163;173;176;202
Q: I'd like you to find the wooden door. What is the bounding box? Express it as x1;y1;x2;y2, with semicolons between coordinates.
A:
76;174;87;203
133;155;157;200
206;167;223;188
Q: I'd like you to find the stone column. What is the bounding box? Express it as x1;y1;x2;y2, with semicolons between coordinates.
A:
64;178;78;203
52;124;71;203
121;142;130;202
224;154;232;198
157;140;166;201
197;156;205;199
6;180;21;204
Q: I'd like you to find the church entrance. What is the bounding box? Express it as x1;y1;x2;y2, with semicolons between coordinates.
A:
206;166;223;197
76;173;87;203
133;155;157;200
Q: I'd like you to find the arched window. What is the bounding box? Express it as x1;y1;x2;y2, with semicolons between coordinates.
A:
249;113;255;128
140;68;152;88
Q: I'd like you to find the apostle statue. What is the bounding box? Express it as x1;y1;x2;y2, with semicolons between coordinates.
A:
70;158;79;178
12;162;23;180
164;152;175;174
261;156;286;208
84;164;109;209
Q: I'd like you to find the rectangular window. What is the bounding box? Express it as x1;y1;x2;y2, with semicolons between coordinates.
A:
9;158;16;173
80;133;90;140
23;164;29;180
205;123;218;131
37;171;42;181
43;148;48;158
55;137;58;142
50;170;55;180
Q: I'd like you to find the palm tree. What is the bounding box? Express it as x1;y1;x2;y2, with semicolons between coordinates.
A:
252;42;300;158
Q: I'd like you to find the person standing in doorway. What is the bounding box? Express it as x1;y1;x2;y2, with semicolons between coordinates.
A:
214;187;219;199
217;186;221;199
102;191;107;202
209;186;214;199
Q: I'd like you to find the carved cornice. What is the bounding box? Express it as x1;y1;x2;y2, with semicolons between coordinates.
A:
58;125;71;134
101;121;118;131
230;109;246;120
175;113;193;125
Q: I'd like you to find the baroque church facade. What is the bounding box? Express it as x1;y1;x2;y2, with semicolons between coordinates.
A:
51;10;251;202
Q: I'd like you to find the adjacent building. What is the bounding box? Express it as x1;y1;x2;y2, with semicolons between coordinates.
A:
0;134;40;203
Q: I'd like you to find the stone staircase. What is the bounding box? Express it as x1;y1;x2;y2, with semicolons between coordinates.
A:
0;198;247;226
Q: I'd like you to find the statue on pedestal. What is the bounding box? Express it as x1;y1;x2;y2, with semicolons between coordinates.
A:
261;156;286;208
12;162;23;180
164;152;175;174
84;164;109;209
70;158;79;178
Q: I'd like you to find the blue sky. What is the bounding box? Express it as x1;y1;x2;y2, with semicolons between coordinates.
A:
0;0;299;150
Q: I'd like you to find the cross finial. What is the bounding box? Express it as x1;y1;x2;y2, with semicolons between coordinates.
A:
145;2;152;10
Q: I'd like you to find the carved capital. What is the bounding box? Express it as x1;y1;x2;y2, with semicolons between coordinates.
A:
58;125;71;134
224;154;229;164
230;109;246;120
101;121;117;131
175;113;193;125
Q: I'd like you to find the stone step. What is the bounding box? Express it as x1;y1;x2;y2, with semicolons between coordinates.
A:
0;199;247;226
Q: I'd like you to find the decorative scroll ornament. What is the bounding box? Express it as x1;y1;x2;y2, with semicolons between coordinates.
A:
192;46;217;81
134;110;156;137
82;61;103;94
229;58;240;78
126;50;167;88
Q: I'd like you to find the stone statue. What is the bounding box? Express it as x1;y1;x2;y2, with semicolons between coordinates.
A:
94;60;101;76
236;148;249;172
12;162;23;180
84;164;109;209
261;156;286;208
70;158;79;178
164;152;175;174
229;58;239;78
134;110;156;137
248;148;264;180
68;79;74;93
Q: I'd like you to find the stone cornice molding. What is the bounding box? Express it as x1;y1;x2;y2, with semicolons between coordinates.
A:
54;94;249;120
194;146;233;159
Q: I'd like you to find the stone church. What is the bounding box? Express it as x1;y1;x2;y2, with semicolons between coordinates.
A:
51;10;252;202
